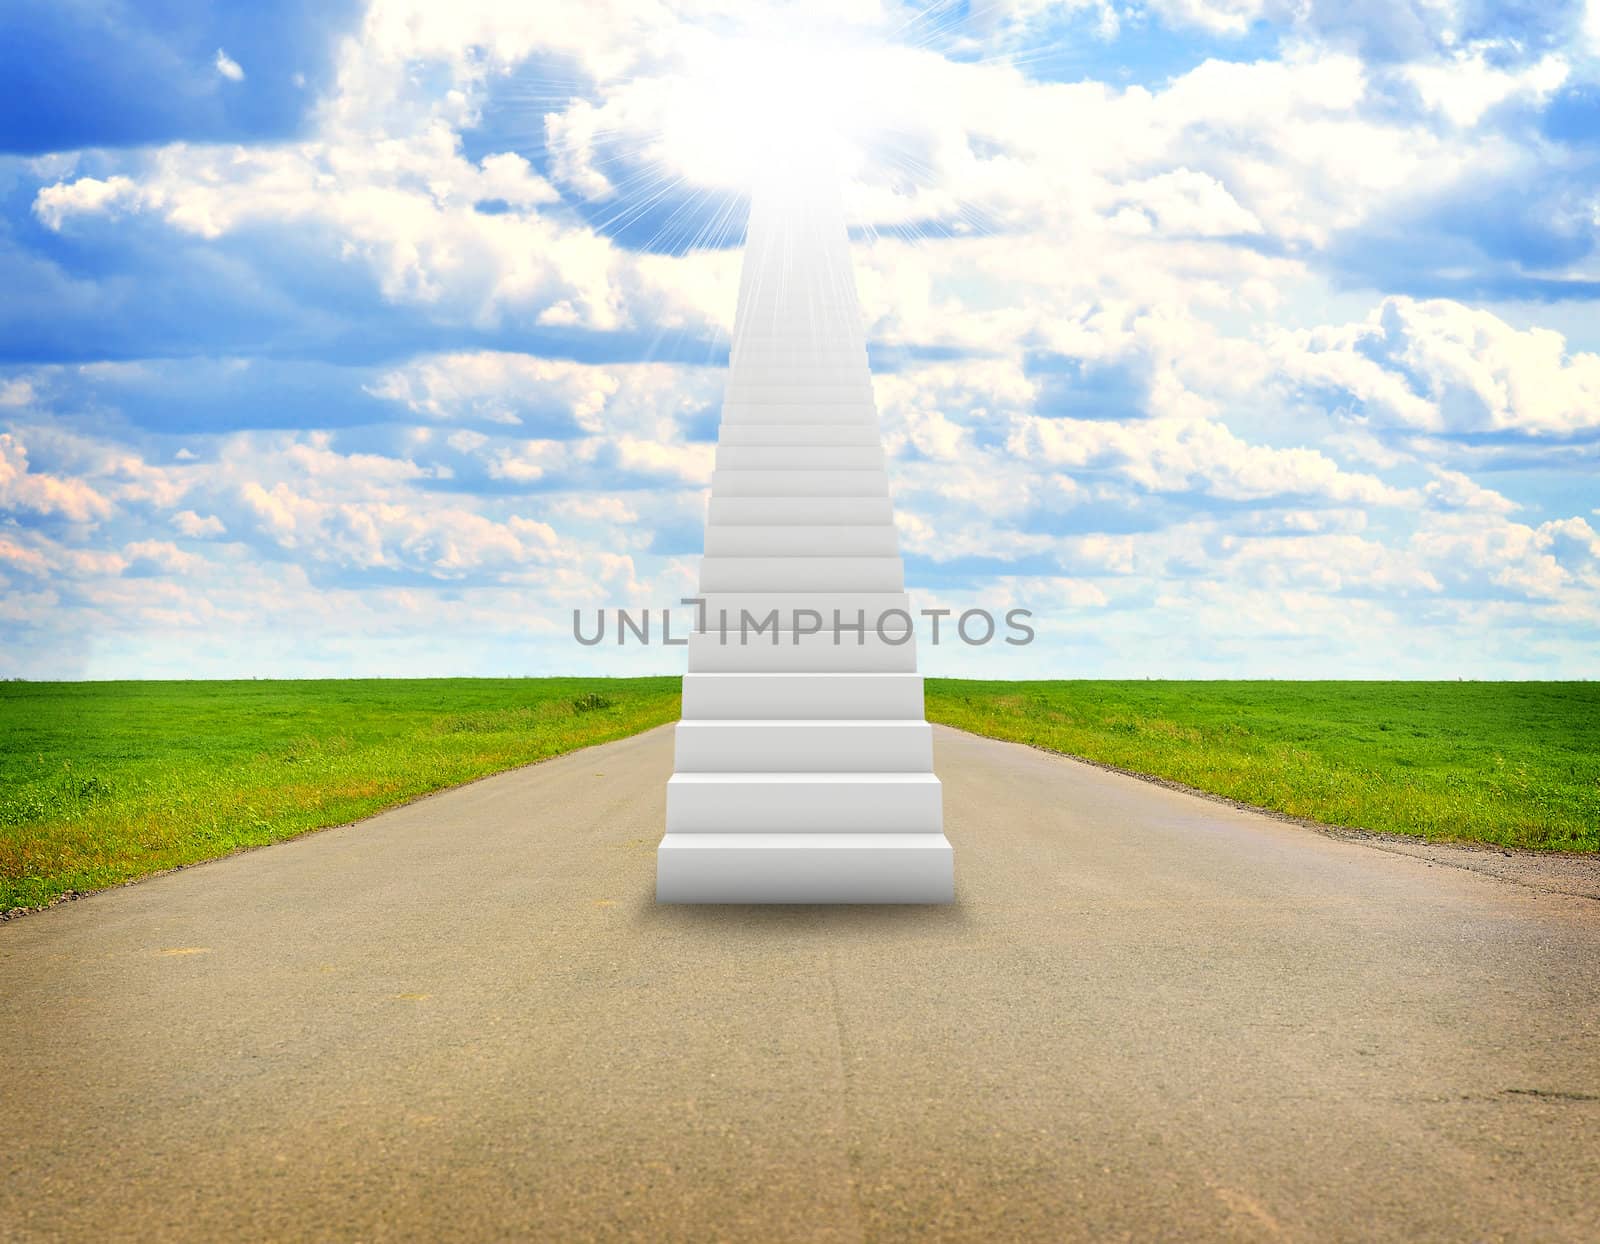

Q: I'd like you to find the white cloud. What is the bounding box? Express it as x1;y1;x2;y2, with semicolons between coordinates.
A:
370;353;621;430
30;136;670;332
1112;169;1264;237
1411;511;1575;600
32;175;143;230
172;509;227;538
0;432;113;523
552;495;639;524
125;539;205;575
236;474;556;577
1010;411;1417;506
214;49;245;82
1146;0;1268;36
446;429;488;453
486;442;561;483
613;437;714;486
1276;297;1600;437
1423;467;1518;514
475;152;560;209
0;378;36;407
1404;51;1567;127
1221;531;1443;594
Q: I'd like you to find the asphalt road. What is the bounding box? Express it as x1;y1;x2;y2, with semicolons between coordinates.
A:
3;725;1598;1243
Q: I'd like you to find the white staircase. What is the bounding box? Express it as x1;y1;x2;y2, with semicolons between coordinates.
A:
656;176;954;903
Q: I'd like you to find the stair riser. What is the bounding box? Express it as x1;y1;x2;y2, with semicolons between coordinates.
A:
710;470;889;498
704;526;899;557
707;497;894;525
732;347;865;359
692;592;912;625
666;776;944;833
727;365;869;381
699;556;904;593
721;405;876;423
716;446;885;470
727;367;870;385
674;722;932;772
734;334;865;348
718;424;882;447
687;630;917;673
725;392;874;408
657;834;954;903
682;673;924;719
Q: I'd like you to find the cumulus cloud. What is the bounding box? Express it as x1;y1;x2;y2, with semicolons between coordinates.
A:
124;539;204;575
0;432;113;523
1412;512;1578;600
1151;0;1585;64
235;474;560;578
1012;413;1417;505
370;353;621;431
29;133;690;333
32;175;143;230
1146;0;1267;37
1403;51;1568;127
172;509;227;537
1276;297;1600;437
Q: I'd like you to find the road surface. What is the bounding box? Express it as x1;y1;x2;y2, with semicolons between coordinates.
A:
3;725;1597;1242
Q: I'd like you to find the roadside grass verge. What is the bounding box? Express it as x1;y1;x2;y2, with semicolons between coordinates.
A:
7;677;1593;914
924;680;1598;853
0;677;680;914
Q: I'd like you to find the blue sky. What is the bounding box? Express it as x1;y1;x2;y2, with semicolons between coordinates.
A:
2;0;1599;679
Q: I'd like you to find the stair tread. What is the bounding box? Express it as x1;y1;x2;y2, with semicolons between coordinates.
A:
660;832;950;847
677;719;928;726
685;671;921;678
668;772;940;783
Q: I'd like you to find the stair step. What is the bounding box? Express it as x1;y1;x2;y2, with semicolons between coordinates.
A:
727;366;870;385
666;772;943;833
674;720;932;772
734;334;865;348
682;672;924;719
692;593;912;630
704;524;898;557
699;554;904;592
656;833;953;903
687;628;916;673
716;445;885;470
721;402;877;423
717;423;881;447
724;386;874;405
707;497;893;525
732;347;866;360
710;469;889;498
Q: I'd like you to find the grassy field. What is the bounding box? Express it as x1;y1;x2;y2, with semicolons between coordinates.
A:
3;678;1594;914
0;678;680;914
925;680;1599;854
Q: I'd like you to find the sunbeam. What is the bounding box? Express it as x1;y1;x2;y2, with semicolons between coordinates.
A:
482;0;1002;275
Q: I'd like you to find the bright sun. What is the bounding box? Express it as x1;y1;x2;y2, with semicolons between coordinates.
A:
659;20;880;193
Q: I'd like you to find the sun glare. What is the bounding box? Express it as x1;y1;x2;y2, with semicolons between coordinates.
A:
661;21;876;193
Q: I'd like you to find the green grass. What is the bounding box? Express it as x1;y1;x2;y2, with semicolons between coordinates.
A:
0;677;680;914
5;677;1594;913
925;680;1599;853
